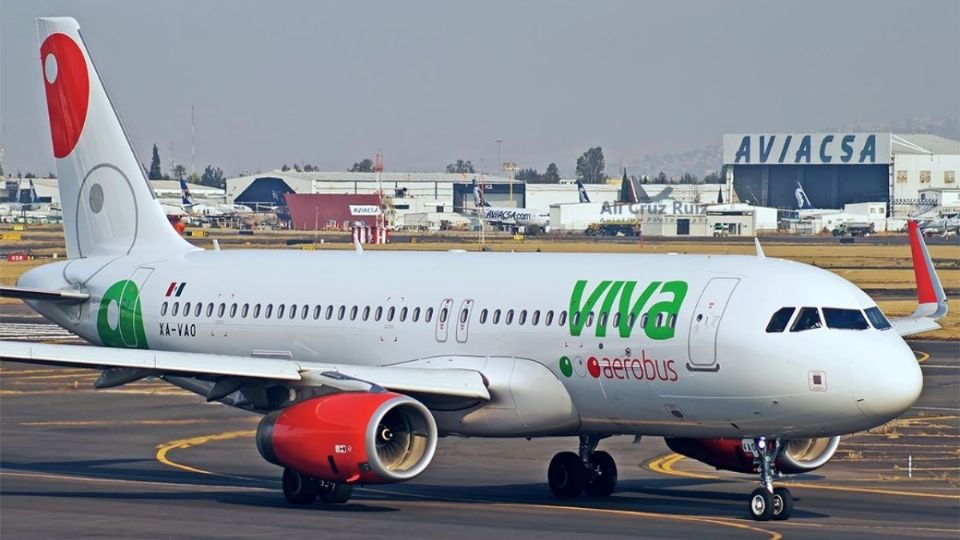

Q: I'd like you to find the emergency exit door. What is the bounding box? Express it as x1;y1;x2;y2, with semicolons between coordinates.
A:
687;277;739;371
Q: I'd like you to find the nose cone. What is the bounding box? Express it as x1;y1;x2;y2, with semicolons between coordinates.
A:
855;342;923;423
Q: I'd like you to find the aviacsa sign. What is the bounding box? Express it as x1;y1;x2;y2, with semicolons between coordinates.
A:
722;133;891;166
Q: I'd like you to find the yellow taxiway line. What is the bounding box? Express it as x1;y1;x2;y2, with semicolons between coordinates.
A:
647;452;960;500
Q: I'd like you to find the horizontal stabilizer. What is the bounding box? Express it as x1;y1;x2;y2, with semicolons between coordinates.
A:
890;317;941;338
0;286;89;303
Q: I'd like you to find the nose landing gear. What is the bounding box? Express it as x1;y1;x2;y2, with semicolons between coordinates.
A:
748;437;793;521
547;435;618;498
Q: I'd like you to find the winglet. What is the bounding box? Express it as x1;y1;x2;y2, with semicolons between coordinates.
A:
907;220;947;319
754;237;765;259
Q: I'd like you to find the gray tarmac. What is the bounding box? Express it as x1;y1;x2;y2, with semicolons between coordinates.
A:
1;305;958;539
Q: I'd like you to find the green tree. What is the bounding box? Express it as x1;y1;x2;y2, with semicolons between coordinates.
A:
350;159;375;172
575;147;606;184
543;163;561;184
655;171;667;183
171;164;187;180
514;168;542;183
200;165;225;189
24;172;37;179
148;144;163;180
446;159;475;174
703;171;721;184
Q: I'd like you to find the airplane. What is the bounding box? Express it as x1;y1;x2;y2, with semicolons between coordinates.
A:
918;214;959;237
470;178;550;229
0;17;948;522
175;177;253;218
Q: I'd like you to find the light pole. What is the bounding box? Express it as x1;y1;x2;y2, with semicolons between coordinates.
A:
496;138;503;173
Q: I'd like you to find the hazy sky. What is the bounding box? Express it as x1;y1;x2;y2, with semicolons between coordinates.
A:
2;0;958;177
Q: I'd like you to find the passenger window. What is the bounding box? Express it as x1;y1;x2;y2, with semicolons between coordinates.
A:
363;306;371;321
229;303;238;318
640;314;648;328
598;312;608;327
301;305;309;319
387;306;395;321
865;307;892;330
350;306;358;320
425;307;434;323
611;313;620;327
338;305;346;320
823;308;869;330
172;302;180;316
265;304;273;318
519;310;527;325
460;308;468;324
241;304;249;318
492;309;501;324
217;303;226;318
253;304;262;318
161;302;168;316
194;303;202;317
545;310;554;326
790;307;822;332
400;307;408;322
313;305;322;320
668;314;677;329
183;302;191;316
571;312;580;326
532;310;540;326
765;307;795;333
277;304;285;319
505;310;514;325
326;306;334;320
479;309;488;324
206;303;214;317
559;311;567;326
655;313;663;327
375;306;383;321
439;307;448;323
290;304;298;319
586;312;594;327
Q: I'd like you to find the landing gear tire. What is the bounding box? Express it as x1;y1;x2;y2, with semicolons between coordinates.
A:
749;488;774;521
320;482;353;504
584;450;617;497
548;451;587;498
282;468;319;505
771;487;793;521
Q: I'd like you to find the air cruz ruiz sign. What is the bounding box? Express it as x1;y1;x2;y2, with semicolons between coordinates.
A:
723;133;891;166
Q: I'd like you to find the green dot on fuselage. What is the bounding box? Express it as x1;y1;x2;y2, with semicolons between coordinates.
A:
559;356;573;377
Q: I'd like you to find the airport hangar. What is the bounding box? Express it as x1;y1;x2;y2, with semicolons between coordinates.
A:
724;132;960;216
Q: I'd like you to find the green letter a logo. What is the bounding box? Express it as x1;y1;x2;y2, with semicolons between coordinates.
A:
97;280;149;349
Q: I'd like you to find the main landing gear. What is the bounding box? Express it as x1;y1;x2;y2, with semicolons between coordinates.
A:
748;437;793;521
282;468;353;506
547;435;618;498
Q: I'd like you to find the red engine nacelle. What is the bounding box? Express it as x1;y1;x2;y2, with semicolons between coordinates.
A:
257;391;437;484
664;436;841;475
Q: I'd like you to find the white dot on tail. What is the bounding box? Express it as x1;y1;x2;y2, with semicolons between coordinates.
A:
44;53;58;84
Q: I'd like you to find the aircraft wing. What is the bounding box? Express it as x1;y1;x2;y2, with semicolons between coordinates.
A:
889;221;949;337
0;285;89;304
0;340;490;400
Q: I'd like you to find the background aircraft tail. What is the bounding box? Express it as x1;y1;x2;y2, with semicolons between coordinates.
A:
36;17;193;258
576;179;591;203
179;177;193;206
472;178;490;207
794;181;813;209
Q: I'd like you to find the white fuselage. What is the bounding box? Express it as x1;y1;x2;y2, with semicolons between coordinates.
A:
20;249;921;441
479;207;550;228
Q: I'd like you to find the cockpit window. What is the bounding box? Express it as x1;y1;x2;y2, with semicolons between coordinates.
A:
765;307;795;333
864;307;892;330
822;308;869;330
790;307;822;332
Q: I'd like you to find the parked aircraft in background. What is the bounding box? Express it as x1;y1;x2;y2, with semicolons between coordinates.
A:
471;178;550;229
1;18;947;523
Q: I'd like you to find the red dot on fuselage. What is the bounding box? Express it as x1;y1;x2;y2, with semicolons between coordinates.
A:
587;357;601;378
40;33;89;159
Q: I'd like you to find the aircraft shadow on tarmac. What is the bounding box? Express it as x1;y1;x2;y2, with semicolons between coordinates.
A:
1;459;831;520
